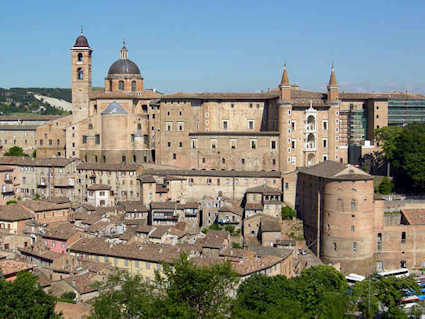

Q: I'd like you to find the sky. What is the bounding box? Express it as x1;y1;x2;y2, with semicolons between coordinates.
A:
1;0;425;93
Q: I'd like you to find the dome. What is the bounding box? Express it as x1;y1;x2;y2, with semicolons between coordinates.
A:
101;101;128;115
74;34;90;48
107;59;141;75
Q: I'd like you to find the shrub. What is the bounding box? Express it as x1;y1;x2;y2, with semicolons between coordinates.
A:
281;206;296;220
232;242;242;249
6;200;17;205
379;177;394;195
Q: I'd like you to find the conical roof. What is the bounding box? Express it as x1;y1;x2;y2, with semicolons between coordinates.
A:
74;34;90;48
101;101;128;115
328;65;337;86
280;64;289;86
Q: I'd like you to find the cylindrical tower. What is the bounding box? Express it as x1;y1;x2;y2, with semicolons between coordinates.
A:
321;178;375;275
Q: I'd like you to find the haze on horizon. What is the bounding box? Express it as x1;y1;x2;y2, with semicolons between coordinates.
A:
1;0;424;94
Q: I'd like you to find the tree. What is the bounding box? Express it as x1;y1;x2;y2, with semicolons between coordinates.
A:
379;177;394;195
6;200;17;205
90;253;239;319
375;126;403;161
352;274;420;319
3;146;28;157
0;271;61;319
157;253;239;319
281;206;296;220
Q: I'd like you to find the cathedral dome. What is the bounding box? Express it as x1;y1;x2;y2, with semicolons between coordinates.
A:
107;59;141;75
74;34;90;48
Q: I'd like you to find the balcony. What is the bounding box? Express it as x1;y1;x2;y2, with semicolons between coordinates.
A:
304;124;316;133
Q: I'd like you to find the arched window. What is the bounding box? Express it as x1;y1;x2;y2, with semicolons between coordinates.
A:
77;53;83;62
337;198;344;210
119;81;124;90
307;115;316;131
131;81;136;92
307;133;315;149
77;68;83;80
351;199;357;210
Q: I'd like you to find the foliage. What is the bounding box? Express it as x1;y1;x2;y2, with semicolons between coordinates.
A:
33;194;41;200
90;253;239;319
351;274;420;319
58;291;76;304
376;124;425;192
6;200;17;205
0;271;61;319
379;177;394;195
281;206;296;220
208;223;222;231
224;225;235;234
233;265;349;319
3;146;28;157
31;150;36;158
201;228;208;234
232;242;242;249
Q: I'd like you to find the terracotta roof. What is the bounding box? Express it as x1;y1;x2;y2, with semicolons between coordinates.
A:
203;230;229;249
89;90;161;100
162;92;279;100
87;220;110;233
0;204;33;221
218;203;242;216
149;226;171;238
48;197;71;204
189;131;280;137
231;255;283;276
139;175;156;183
250;246;293;259
0;260;33;277
0;125;38;130
21;200;71;212
280;65;289;86
298;161;373;180
135;225;154;234
43;222;79;240
402;209;425;225
178;202;199;209
150;201;178;210
0;115;62;121
0;166;13;172
77;163;140;171
19;247;63;262
118;201;148;212
70;238;185;264
140;169;281;178
87;184;111;191
0;157;77;168
246;185;281;195
245;203;264;210
64;272;100;295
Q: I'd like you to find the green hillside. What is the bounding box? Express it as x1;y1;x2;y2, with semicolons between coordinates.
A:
0;88;71;115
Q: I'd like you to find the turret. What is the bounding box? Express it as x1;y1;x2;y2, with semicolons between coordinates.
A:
279;64;291;102
327;64;338;103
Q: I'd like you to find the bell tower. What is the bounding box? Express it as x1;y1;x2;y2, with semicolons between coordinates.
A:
71;30;92;123
278;63;292;171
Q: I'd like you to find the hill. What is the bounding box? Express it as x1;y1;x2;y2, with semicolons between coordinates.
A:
0;88;71;115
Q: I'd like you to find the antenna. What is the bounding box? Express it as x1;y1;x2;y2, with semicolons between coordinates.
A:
80;25;83;34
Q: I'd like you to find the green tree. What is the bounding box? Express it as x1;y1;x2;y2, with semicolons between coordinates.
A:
352;274;420;319
0;271;61;319
379;177;394;195
157;253;239;319
375;126;403;160
6;200;17;205
3;146;28;157
281;206;296;220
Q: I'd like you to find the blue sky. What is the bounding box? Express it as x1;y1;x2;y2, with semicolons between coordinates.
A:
1;0;424;93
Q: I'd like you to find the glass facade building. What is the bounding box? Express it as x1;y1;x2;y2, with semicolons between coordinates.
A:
388;98;425;126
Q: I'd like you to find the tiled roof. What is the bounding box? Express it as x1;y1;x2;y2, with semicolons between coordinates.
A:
178;202;199;209
87;184;111;191
203;230;228;249
101;101;128;115
117;201;148;212
0;125;38;131
77;163;140;171
89;90;161;100
231;255;283;276
189;131;280;137
21;200;71;212
139;175;156;183
298;161;373;180
0;157;77;168
19;247;63;262
0;260;33;276
162;92;279;100
250;246;293;259
64;272;100;294
246;185;281;195
261;215;281;233
140;169;281;178
0;166;13;172
0;204;33;221
0;115;62;121
218;203;242;216
135;225;154;234
402;209;425;225
150;201;178;210
43;222;79;240
149;226;171;238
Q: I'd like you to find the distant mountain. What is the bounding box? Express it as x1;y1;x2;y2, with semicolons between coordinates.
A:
0;88;71;116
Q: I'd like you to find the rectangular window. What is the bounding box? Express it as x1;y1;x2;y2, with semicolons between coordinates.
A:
291;140;296;149
271;141;276;150
352;242;357;253
291;120;296;130
222;120;228;130
95;134;100;144
248;120;254;130
250;140;256;149
177;122;184;131
191;139;197;149
322;138;327;148
322;120;328;130
211;139;217;150
82;136;87;144
401;232;406;244
230;139;236;150
166;122;172;132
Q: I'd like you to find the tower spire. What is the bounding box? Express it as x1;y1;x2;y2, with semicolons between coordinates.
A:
120;41;128;59
80;25;83;35
328;63;337;86
280;62;290;86
327;63;339;102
